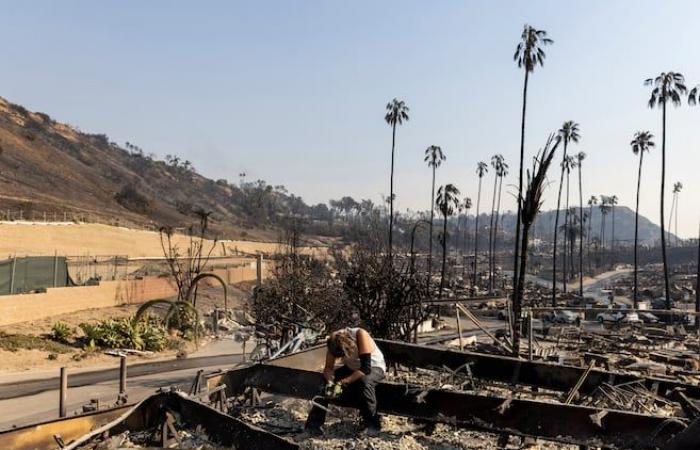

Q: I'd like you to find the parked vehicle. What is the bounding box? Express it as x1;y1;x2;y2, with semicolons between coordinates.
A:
548;310;581;325
596;311;622;323
619;312;642;324
638;312;660;324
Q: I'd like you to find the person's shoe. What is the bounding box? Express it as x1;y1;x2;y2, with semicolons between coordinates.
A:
360;416;382;436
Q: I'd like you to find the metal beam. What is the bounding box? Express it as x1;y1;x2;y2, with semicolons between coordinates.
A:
376;339;700;399
225;364;689;449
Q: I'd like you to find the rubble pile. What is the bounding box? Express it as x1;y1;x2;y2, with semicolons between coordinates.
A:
238;398;576;450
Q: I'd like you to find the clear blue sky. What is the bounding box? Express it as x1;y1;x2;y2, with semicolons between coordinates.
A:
2;1;700;237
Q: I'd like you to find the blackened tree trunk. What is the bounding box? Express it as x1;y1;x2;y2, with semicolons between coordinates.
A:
552;140;568;305
578;163;584;298
661;101;671;309
428;165;436;289
439;213;448;297
488;172;498;292
513;71;529;324
389;123;397;259
633;151;644;308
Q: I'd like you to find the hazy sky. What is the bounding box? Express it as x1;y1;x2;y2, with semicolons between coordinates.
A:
2;1;700;237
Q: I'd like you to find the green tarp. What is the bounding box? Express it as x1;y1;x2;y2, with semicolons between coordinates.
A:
0;256;68;295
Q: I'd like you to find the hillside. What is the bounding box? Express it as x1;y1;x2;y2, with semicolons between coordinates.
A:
0;97;333;240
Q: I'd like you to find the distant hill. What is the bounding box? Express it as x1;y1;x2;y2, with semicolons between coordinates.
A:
470;205;674;246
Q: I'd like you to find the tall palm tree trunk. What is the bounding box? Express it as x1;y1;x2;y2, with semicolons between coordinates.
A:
389;123;397;258
601;214;606;267
473;178;483;293
578;164;584;297
611;204;616;260
513;71;528;322
660;102;671;309
488;174;498;291
667;193;676;246
440;213;448;297
563;171;570;291
552;141;567;305
494;176;504;289
633;151;644;308
428;166;436;288
587;204;593;273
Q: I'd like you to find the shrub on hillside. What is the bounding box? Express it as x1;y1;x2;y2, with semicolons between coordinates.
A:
115;185;150;214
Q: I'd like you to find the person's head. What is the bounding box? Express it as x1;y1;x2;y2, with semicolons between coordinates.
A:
327;331;356;358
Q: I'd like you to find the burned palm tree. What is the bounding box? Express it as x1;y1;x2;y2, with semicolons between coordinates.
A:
587;195;598;272
552;121;580;305
473;161;488;292
669;182;682;247
631;131;655;307
488;154;506;291
646;72;686;309
576;151;586;297
425;145;446;288
385;98;410;259
512;25;553;306
513;134;560;355
492;160;508;291
436;183;461;297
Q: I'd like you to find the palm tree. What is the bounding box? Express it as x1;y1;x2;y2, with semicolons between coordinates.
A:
488;154;505;291
384;98;410;259
630;131;655;308
473;162;488;292
609;195;618;257
575;151;586;297
462;197;473;254
436;184;461;297
587;195;598;272
669;182;682;247
424;145;445;288
512;25;553;306
646;72;686;309
599;198;611;266
493;161;509;290
462;197;473;283
562;155;577;290
552;121;580;305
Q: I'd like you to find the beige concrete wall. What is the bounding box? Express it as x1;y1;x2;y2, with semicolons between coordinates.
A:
0;222;327;258
0;260;269;326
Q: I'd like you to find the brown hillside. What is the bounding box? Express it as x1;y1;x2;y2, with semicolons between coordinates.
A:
0;97;281;240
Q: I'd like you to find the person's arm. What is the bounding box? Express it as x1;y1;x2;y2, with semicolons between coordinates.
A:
337;329;373;385
323;350;336;382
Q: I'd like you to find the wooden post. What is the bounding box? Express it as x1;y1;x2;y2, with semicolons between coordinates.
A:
59;367;67;418
53;251;59;287
455;303;464;351
119;356;127;396
256;254;263;286
528;310;534;361
9;256;17;294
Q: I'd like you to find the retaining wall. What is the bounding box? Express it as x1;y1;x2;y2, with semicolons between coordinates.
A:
0;260;268;326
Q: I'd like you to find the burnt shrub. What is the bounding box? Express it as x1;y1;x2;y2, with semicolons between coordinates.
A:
115;185;150;214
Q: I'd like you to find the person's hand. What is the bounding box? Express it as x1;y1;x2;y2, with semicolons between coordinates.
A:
324;381;343;399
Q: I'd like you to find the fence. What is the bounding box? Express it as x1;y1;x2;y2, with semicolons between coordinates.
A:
0;209;161;232
0;257;269;326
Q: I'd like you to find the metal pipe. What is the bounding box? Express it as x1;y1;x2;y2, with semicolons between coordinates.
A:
119;356;127;396
455;304;464;351
59;367;67;418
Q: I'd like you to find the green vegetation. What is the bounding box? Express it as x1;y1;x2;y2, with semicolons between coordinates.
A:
50;321;73;343
0;331;74;353
79;316;167;351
